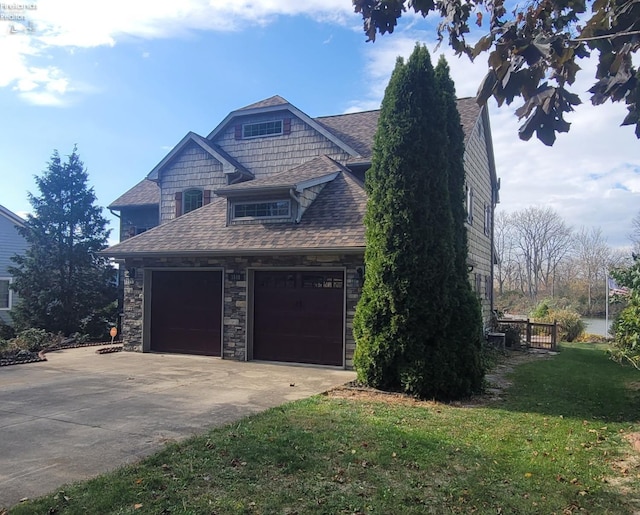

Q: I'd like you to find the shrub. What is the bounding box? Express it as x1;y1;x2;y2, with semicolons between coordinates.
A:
553;309;586;342
0;320;16;340
531;300;585;342
11;328;51;353
501;325;522;347
610;305;640;368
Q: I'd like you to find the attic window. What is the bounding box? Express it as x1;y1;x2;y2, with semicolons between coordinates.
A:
184;189;203;214
242;120;283;138
233;200;290;220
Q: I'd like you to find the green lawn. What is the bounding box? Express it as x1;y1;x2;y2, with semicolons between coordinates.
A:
10;344;640;514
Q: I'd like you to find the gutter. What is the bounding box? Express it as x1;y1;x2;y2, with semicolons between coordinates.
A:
289;188;302;223
101;246;366;259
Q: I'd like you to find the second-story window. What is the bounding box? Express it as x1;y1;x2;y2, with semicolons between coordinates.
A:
465;185;474;225
184;189;203;214
233;200;290;220
242;120;283;138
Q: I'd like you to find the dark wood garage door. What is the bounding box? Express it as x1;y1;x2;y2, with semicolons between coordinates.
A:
253;270;344;366
150;270;222;356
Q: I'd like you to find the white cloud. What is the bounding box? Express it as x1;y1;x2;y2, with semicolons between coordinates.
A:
0;0;355;105
348;27;640;249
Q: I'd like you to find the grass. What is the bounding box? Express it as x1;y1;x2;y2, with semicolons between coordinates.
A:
9;343;640;514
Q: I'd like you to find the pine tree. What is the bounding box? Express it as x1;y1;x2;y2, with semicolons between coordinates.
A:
353;44;462;398
9;147;117;337
435;56;484;396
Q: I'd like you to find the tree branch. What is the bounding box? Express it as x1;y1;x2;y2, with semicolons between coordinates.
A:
571;29;640;42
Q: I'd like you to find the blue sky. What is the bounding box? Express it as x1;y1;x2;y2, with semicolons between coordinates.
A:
1;0;639;249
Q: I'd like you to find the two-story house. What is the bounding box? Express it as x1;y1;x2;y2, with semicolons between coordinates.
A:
0;205;28;327
104;95;499;369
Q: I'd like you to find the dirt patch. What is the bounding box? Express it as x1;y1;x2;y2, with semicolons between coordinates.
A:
326;349;554;407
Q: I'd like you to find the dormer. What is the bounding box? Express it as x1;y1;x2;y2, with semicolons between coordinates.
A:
214;155;345;225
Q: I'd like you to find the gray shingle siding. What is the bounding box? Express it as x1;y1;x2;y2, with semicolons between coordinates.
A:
159;140;227;223
0;213;28;325
463;113;495;325
213;112;352;179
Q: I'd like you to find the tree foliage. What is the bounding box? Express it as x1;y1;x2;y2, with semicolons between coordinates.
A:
353;0;640;146
353;44;483;400
610;254;640;368
9;147;117;337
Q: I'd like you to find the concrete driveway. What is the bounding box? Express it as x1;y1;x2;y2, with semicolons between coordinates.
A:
0;346;355;508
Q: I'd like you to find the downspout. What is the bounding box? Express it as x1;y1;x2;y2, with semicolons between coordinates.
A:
490;178;500;314
289;188;302;224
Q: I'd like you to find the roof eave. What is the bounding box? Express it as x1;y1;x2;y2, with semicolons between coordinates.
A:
101;246;366;259
215;185;293;198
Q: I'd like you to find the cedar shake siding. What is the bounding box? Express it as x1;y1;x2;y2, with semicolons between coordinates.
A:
158;140;227;224
463;109;497;324
213;111;353;179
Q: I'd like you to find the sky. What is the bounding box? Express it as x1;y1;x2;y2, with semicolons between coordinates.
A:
1;0;638;250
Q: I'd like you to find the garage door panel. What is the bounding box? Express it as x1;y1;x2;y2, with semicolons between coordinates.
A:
150;271;222;356
253;270;344;366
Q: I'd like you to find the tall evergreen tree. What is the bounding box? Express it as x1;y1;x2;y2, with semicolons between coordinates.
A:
353;44;467;399
435;56;485;396
9;147;117;337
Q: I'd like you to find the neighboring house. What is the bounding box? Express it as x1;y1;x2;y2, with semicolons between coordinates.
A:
105;95;499;368
0;205;28;326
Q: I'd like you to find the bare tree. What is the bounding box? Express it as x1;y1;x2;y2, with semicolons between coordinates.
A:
494;211;520;295
510;207;573;301
573;227;612;316
631;211;640;254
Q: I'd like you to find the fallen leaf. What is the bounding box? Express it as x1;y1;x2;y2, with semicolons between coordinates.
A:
524;472;533;478
134;504;143;509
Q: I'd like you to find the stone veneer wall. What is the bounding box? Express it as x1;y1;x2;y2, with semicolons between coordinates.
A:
121;253;364;368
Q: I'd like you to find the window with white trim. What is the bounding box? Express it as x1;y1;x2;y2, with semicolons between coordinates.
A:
0;279;12;310
233;200;290;220
183;189;203;214
465;185;474;225
242;120;283;139
484;202;491;236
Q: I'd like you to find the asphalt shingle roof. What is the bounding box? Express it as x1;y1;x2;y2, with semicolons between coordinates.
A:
108;179;160;209
104;170;366;257
238;95;289;111
215;156;344;195
109;98;481;210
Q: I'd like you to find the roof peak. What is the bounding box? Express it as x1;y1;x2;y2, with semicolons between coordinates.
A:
238;95;290;111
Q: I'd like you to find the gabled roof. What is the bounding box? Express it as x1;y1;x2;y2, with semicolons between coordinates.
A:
103;171;366;258
0;204;25;227
147;132;252;181
315;110;379;159
237;95;289;111
456;97;482;143
215;156;343;197
108;179;160;209
107;96;488;210
207;96;361;158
